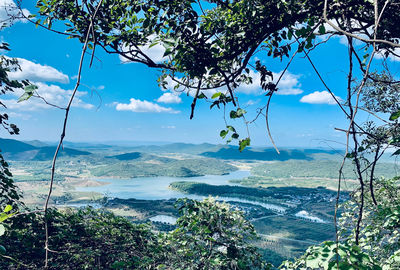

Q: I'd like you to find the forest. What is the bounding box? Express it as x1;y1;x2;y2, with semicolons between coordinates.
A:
1;0;400;269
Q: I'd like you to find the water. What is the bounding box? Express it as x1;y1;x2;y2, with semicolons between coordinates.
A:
295;210;326;223
150;215;177;225
76;170;250;200
76;170;287;213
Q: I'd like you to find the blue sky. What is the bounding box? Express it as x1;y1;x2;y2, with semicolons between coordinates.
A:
1;1;398;147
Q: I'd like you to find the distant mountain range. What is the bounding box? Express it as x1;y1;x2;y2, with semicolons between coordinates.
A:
0;138;343;161
0;138;91;161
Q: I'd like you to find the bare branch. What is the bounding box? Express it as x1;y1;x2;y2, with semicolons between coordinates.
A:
43;0;104;267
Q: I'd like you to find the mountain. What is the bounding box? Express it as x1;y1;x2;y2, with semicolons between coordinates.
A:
22;140;49;148
200;145;313;161
200;145;344;161
127;143;218;154
0;138;37;153
0;138;91;160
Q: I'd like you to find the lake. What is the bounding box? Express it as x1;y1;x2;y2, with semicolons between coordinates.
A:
77;170;286;212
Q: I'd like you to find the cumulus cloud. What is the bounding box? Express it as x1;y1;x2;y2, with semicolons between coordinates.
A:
0;0;30;23
300;91;341;105
115;98;179;114
1;82;94;111
8;58;69;84
159;69;303;97
157;92;182;104
119;34;167;63
236;70;303;95
374;48;400;62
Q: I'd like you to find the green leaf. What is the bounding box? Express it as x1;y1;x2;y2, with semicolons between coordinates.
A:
3;205;12;213
211;92;222;99
288;30;293;40
197;93;207;99
392;149;400;156
389;111;400;121
18;92;33;103
230;110;238;119
231;133;239;139
24;85;38;92
0;245;5;253
236;108;246;117
18;85;38;103
220;130;228;139
226;125;236;133
318;24;326;35
239;138;250;152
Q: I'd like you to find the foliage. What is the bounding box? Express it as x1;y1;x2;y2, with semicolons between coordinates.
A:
9;0;400;268
0;207;160;269
281;240;381;270
161;197;271;270
32;0;400;150
0;198;268;269
282;178;400;269
170;181;338;203
338;178;400;269
91;157;235;178
0;44;27;209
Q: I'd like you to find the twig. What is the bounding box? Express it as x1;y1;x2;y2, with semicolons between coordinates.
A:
190;78;202;119
33;93;66;110
369;144;380;206
43;0;103;267
323;0;398;48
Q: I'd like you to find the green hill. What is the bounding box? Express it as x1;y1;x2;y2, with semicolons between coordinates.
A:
0;138;91;160
201;145;313;161
0;138;37;153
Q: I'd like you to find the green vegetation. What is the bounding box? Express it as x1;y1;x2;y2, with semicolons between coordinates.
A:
283;179;400;269
251;160;398;180
1;199;269;269
230;160;398;191
91;158;235;178
0;138;91;161
170;181;339;207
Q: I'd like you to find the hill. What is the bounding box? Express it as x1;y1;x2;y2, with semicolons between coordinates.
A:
0;138;91;160
0;138;37;153
200;145;340;161
127;143;218;154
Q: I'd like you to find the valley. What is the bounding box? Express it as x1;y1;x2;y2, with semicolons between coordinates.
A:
2;138;399;266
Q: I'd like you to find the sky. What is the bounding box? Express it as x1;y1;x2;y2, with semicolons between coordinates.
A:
1;1;399;148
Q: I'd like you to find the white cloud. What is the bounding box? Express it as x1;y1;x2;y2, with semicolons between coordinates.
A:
0;0;30;24
161;125;176;129
8;58;69;84
300;91;341;105
8;111;31;120
157;92;182;104
1;82;94;111
245;99;260;106
119;34;167;63
159;69;303;97
115;98;179;114
236;70;303;95
374;48;400;62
